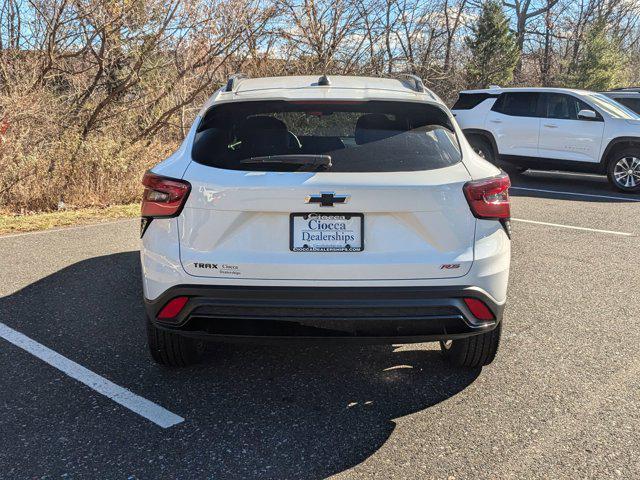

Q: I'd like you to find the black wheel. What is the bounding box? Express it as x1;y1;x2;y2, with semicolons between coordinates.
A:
439;322;502;368
468;136;496;163
607;148;640;193
146;317;205;367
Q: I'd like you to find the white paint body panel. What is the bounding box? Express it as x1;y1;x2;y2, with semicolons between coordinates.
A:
538;118;604;163
486;110;541;157
178;163;476;281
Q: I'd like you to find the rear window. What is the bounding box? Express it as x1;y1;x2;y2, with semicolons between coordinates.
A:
452;93;498;110
192;101;461;172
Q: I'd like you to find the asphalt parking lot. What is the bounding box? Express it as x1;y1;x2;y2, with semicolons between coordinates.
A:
1;171;639;479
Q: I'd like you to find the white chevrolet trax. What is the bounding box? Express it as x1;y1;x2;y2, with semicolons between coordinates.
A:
140;75;511;368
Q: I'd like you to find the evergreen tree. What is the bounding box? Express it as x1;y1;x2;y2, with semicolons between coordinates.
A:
566;17;626;91
465;1;519;88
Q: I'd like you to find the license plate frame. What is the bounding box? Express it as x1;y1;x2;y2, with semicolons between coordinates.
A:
289;213;364;252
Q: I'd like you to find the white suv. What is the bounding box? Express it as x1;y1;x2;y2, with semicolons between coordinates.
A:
452;87;640;192
140;75;511;368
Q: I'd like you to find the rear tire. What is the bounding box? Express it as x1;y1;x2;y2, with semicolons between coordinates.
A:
606;148;640;193
440;322;502;368
146;317;205;367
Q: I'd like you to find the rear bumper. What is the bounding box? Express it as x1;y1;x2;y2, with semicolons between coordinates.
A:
145;285;504;344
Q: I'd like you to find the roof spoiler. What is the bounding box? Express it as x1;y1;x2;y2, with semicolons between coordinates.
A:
224;73;432;93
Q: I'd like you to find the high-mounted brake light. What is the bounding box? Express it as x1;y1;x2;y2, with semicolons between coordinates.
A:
463;173;511;220
141;172;191;218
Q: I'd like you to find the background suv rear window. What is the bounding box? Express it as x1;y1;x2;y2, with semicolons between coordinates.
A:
452;93;498;110
192;101;461;172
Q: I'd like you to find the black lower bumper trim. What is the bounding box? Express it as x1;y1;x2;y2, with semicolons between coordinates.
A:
145;285;504;343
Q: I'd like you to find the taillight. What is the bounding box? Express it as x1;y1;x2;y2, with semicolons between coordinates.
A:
463;173;511;219
141;172;191;218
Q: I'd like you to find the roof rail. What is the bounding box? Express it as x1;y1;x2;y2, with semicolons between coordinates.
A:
225;74;248;92
396;73;426;93
609;87;640;92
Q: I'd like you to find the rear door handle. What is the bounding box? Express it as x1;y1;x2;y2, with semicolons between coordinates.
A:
543;124;558;128
490;120;502;124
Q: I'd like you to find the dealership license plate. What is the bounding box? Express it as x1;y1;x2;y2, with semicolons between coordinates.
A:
290;213;363;252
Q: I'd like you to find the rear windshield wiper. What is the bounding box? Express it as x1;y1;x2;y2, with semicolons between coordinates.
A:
240;154;332;169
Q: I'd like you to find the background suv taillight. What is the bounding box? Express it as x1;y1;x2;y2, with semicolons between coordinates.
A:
463;173;511;220
141;172;191;218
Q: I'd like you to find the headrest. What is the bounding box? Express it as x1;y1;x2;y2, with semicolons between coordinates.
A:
238;115;289;154
355;114;399;145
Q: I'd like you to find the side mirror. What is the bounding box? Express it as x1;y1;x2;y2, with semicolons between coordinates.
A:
578;109;597;120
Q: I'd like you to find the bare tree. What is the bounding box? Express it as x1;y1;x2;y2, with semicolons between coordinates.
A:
502;0;560;76
443;0;469;73
2;0;640;213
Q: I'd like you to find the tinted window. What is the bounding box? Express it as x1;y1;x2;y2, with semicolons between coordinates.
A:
544;93;601;120
614;97;640;114
452;93;498;110
492;92;540;117
193;101;462;172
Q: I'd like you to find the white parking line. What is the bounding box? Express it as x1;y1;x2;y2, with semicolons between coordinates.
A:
0;322;184;429
510;186;640;202
512;218;634;236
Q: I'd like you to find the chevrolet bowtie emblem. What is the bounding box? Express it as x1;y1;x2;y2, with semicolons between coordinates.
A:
305;192;350;207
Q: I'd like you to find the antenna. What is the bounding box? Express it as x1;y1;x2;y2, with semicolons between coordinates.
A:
318;74;331;86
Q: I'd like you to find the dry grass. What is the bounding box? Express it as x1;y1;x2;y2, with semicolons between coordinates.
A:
0;204;139;236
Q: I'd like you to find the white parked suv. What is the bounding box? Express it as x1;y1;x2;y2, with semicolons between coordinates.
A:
140;75;511;368
452;87;640;192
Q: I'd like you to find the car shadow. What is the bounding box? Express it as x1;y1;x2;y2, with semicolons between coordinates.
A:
509;170;640;203
1;251;481;479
